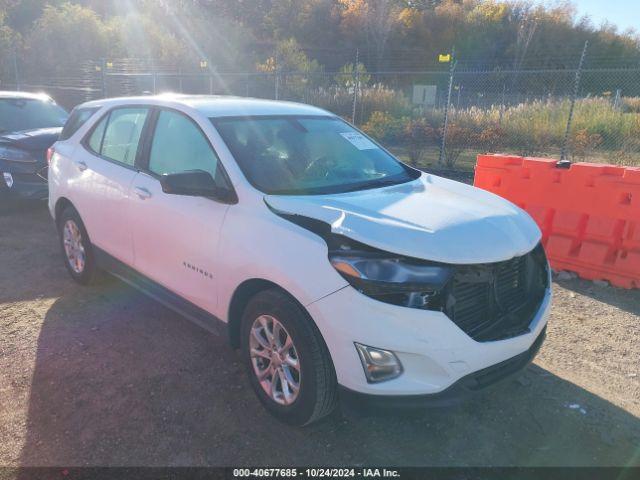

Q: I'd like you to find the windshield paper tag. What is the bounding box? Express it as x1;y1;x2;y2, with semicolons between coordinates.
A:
340;132;378;150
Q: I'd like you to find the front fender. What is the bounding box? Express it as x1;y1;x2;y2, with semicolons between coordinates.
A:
215;202;348;322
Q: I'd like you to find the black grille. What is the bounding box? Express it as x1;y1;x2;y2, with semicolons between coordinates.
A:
444;244;549;342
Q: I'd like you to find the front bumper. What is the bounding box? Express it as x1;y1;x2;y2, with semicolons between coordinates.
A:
0;163;48;200
340;326;546;412
307;283;552;397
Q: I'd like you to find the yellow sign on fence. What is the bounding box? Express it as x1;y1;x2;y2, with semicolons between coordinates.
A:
438;53;451;63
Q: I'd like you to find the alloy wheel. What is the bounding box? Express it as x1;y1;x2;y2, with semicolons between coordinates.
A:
249;314;301;406
62;220;85;274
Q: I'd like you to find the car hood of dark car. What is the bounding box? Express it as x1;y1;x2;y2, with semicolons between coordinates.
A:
0;127;62;151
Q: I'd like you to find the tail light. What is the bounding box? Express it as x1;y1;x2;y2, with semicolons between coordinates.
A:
46;147;55;166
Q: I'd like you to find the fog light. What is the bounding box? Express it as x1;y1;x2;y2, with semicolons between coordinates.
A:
355;343;403;383
3;172;13;188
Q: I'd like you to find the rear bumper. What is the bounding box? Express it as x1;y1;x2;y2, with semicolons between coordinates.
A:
340;326;546;412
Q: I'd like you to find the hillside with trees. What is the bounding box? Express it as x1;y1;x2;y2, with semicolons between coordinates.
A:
2;0;639;168
1;0;639;80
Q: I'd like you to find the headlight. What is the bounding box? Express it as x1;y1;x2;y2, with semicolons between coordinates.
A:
0;146;35;163
328;235;453;310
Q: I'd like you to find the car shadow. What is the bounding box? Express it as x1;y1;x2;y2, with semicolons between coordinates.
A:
554;277;640;317
15;281;640;467
0;204;77;305
0;197;46;217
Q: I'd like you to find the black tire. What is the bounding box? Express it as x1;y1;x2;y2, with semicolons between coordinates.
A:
57;206;98;285
240;289;338;426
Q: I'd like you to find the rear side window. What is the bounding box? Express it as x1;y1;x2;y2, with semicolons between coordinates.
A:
88;115;108;153
86;107;149;166
60;107;100;140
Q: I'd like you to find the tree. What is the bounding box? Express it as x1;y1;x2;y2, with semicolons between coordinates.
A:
0;10;19;85
3;0;640;90
335;62;371;88
24;3;109;76
153;2;255;72
109;13;185;64
2;0;61;33
337;0;401;70
257;37;324;98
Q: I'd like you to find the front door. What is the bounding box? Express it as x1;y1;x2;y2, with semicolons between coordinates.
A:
129;108;233;313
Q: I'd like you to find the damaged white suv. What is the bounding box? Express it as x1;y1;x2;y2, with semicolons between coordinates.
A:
48;95;551;425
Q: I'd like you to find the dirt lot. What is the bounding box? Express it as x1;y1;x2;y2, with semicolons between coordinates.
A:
0;203;639;467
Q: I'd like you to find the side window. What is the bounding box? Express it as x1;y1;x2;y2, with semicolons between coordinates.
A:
60;107;99;140
88;114;108;153
85;107;148;166
101;108;148;166
148;110;226;185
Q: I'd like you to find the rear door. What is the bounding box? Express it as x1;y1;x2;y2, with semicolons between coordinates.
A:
129;108;234;313
72;106;150;264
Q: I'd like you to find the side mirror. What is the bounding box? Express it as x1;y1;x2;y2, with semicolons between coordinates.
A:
159;170;236;203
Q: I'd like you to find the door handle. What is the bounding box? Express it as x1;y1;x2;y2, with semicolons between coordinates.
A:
74;160;88;171
134;186;152;200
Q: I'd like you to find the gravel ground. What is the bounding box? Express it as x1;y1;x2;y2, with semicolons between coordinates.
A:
0;203;639;467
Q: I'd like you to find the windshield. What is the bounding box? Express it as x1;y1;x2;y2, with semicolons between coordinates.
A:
0;98;68;134
212;115;419;195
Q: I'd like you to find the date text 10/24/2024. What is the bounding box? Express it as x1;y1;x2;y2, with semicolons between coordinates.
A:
232;468;401;478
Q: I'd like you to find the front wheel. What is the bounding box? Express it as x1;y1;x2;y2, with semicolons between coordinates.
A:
57;207;98;285
240;289;338;426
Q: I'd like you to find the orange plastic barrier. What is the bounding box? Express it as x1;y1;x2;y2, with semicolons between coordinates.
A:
474;154;640;289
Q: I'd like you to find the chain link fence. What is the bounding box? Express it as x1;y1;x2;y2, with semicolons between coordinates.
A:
3;53;640;172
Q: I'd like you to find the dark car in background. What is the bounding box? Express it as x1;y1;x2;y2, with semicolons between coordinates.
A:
0;92;68;201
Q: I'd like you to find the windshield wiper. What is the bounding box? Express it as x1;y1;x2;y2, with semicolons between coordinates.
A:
339;175;415;194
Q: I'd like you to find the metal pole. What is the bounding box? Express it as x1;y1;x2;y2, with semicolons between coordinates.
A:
101;58;107;98
499;82;506;124
613;88;621;110
209;75;214;95
152;68;157;94
13;47;20;90
351;48;359;124
438;47;456;166
560;40;588;164
274;53;279;100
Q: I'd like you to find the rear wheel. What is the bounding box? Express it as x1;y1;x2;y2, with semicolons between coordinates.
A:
240;289;338;426
58;207;98;285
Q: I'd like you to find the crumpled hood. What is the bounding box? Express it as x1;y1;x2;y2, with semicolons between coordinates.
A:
265;174;541;264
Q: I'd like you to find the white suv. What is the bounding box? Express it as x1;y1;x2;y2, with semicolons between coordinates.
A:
48;95;551;425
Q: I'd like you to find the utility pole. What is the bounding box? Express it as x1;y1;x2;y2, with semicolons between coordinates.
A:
438;46;456;166
351;48;359;124
274;53;280;100
101;58;107;98
560;40;588;164
13;47;20;90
